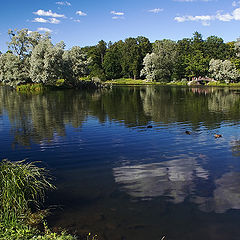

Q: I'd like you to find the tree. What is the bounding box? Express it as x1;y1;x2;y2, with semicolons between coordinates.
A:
175;38;192;80
7;28;49;60
141;39;178;82
185;50;209;78
209;59;240;83
63;46;90;81
235;38;240;57
205;36;229;60
103;42;122;80
0;52;30;86
0;28;50;86
29;39;65;84
87;40;107;80
121;38;141;79
192;31;204;53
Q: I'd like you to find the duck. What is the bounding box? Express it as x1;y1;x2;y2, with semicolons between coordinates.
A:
147;125;153;128
214;134;222;138
185;131;191;135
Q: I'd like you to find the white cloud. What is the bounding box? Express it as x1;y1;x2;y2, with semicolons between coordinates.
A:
74;19;81;23
37;27;52;33
49;18;60;24
148;8;163;13
32;17;60;24
76;10;87;16
33;9;65;18
232;1;240;7
233;7;240;19
174;15;213;25
216;12;233;21
175;7;240;25
56;1;71;6
33;17;48;23
112;16;124;19
111;11;124;16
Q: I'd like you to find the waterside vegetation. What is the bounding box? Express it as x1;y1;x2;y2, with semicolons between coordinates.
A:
0;159;79;240
0;29;240;90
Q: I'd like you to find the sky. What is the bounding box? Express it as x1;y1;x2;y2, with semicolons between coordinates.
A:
0;0;240;52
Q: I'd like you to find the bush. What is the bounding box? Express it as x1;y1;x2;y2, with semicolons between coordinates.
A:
16;84;46;93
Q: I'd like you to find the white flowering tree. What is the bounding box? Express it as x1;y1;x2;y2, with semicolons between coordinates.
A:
209;59;240;83
141;39;178;82
30;39;65;84
62;46;90;80
0;52;30;86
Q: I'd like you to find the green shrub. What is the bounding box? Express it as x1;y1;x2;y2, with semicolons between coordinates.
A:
16;84;46;93
55;79;65;87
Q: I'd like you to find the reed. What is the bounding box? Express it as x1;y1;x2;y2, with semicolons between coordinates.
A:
0;159;55;224
0;159;90;239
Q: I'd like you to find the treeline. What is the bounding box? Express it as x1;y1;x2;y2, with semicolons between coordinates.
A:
0;29;240;86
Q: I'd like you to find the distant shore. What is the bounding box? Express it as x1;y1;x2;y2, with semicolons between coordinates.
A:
105;78;240;87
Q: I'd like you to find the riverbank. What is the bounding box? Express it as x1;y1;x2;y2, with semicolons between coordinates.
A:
4;78;240;94
105;78;240;87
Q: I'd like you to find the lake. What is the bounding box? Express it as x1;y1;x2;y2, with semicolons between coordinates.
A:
1;86;240;240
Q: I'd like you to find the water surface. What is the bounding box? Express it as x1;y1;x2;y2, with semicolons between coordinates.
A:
1;86;240;240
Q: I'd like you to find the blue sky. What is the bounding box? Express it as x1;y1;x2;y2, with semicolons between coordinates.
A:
0;0;240;52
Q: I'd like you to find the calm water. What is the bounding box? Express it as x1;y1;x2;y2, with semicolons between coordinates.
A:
1;86;240;240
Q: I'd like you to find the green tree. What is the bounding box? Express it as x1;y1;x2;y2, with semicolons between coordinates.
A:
87;40;107;80
103;42;122;79
205;36;230;60
121;37;141;79
235;37;240;57
175;38;192;80
185;50;209;78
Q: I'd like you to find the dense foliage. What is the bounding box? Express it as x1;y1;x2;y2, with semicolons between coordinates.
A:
0;29;240;86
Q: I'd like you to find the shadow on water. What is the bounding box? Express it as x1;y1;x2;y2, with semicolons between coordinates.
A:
1;86;240;239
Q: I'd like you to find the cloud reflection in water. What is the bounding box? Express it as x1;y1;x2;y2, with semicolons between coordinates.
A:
113;155;209;203
114;155;240;213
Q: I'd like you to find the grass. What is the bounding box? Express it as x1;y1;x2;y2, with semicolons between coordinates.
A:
0;159;79;240
16;84;47;93
105;78;160;85
105;78;188;85
105;78;240;87
207;81;240;87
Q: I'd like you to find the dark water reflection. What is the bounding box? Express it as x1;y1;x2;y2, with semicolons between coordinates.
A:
1;86;240;239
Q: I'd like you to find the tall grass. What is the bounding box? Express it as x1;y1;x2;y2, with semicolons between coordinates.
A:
0;159;92;239
0;159;55;224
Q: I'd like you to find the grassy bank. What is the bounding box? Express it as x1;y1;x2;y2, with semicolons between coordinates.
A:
0;159;87;240
105;78;240;87
105;78;188;86
105;78;165;85
11;78;240;94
